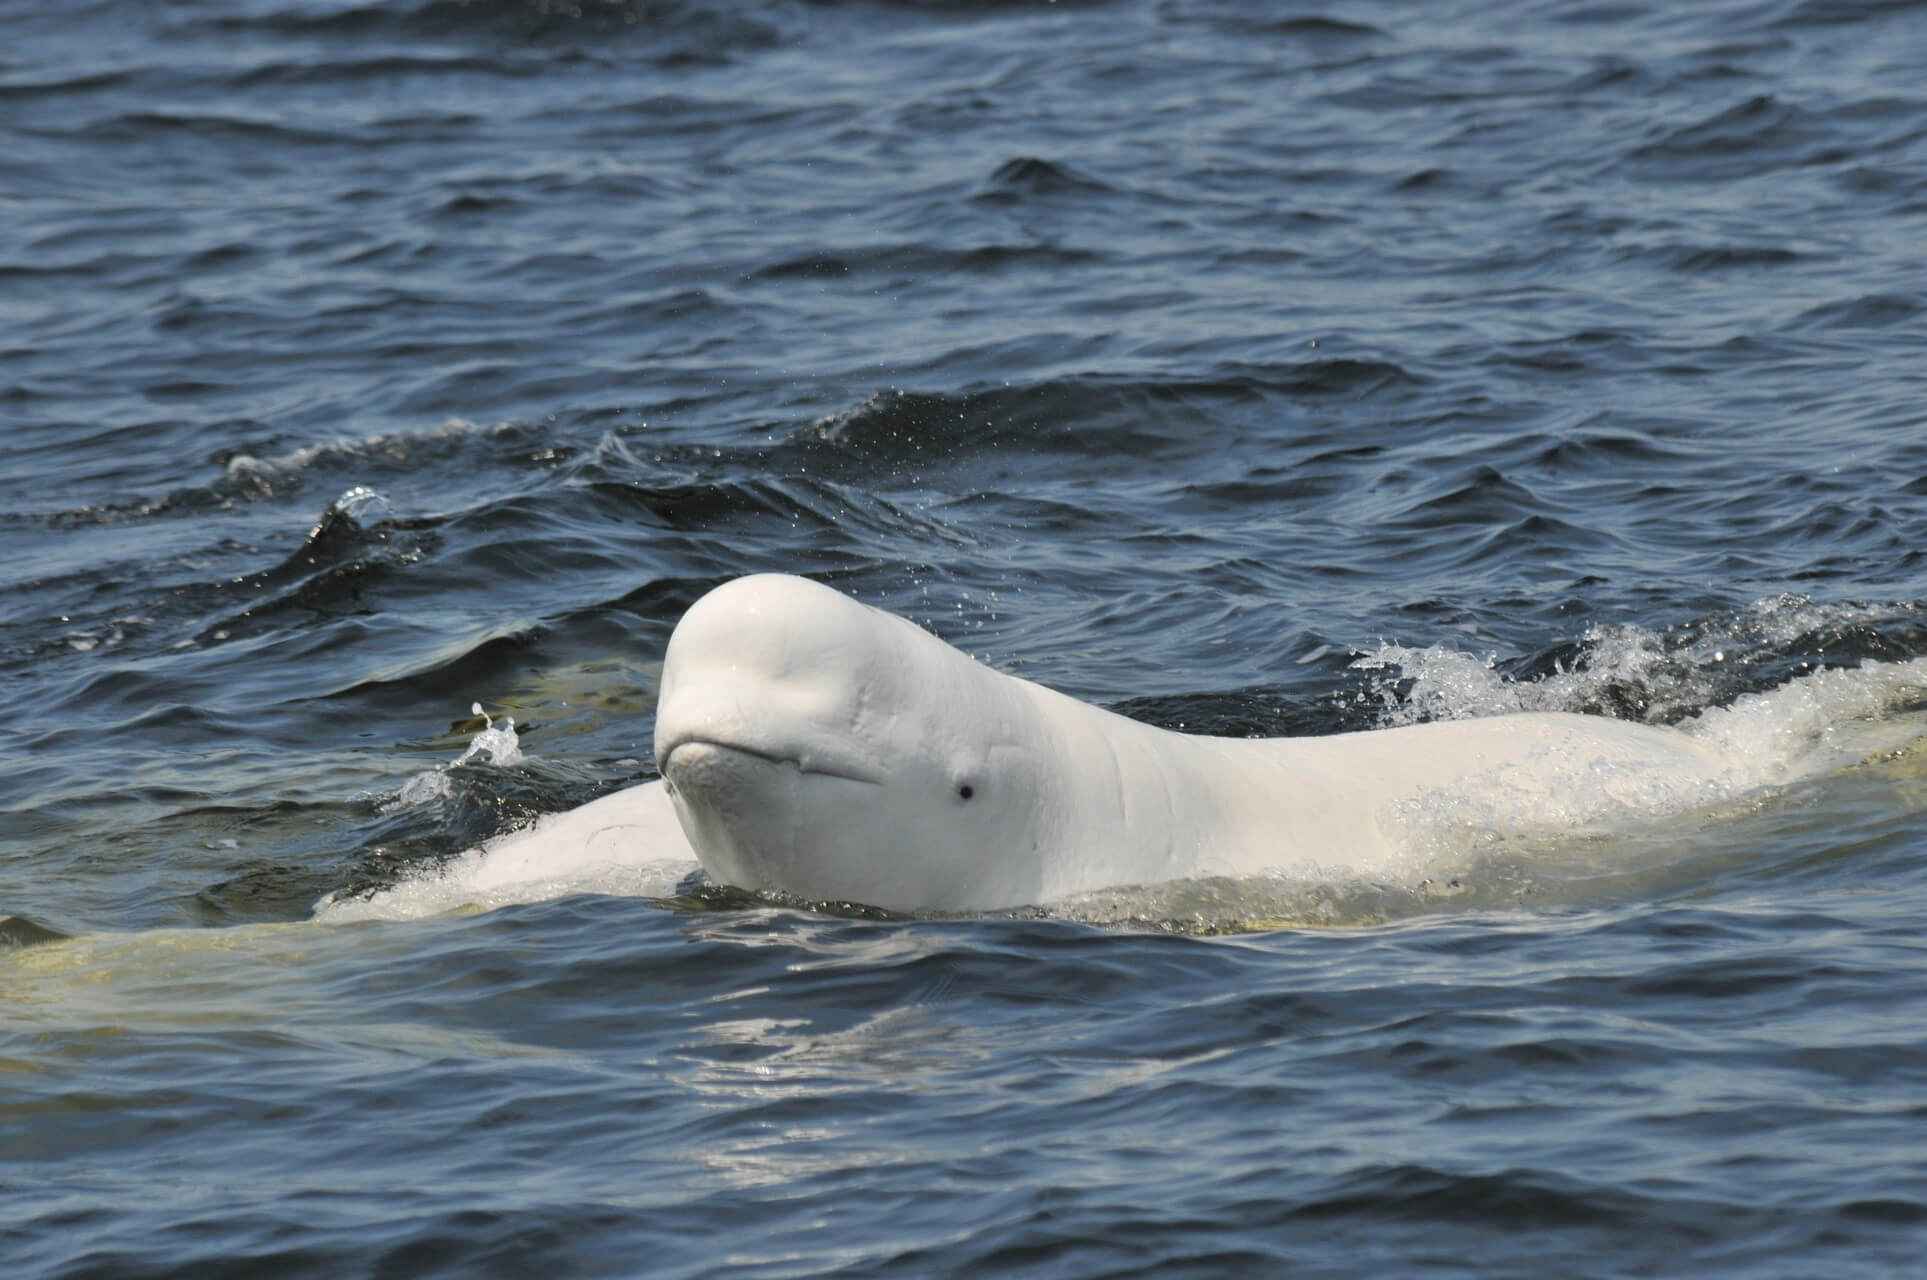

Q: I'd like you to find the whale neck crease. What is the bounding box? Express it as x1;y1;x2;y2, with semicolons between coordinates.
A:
1021;683;1342;894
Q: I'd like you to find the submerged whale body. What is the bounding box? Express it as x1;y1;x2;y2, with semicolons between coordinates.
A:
651;574;1748;913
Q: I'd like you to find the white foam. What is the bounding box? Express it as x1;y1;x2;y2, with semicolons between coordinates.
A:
378;769;453;813
1349;622;1708;726
1683;657;1927;781
1352;594;1925;731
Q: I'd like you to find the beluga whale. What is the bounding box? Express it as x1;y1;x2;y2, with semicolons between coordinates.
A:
651;574;1757;913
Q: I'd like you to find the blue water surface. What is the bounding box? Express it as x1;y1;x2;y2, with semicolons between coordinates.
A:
6;0;1927;1275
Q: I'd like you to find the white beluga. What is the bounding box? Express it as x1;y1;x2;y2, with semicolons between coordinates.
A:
652;575;1754;913
327;575;1927;921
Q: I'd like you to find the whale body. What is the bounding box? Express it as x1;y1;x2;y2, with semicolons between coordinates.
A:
652;574;1747;912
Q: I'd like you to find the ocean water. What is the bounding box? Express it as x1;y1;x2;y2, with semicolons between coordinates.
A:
6;0;1927;1274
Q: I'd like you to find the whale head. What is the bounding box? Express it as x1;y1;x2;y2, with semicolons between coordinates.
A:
653;574;1057;911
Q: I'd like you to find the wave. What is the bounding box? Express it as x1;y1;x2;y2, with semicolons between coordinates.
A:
20;417;553;531
784;366;1421;471
158;0;792;67
0;914;71;950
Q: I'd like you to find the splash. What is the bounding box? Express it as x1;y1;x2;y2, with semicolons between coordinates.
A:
1350;594;1927;728
374;703;523;815
454;703;523;768
1684;658;1927;776
329;484;392;526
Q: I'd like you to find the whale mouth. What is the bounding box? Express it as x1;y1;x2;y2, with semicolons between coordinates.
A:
659;738;885;786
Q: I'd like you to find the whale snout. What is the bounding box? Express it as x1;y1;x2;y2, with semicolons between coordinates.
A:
652;575;917;901
660;737;885;786
659;739;897;904
654;670;888;791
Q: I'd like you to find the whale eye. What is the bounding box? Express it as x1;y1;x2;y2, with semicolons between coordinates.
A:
957;782;975;801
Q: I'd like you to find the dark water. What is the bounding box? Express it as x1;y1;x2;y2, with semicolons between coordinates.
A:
7;0;1927;1274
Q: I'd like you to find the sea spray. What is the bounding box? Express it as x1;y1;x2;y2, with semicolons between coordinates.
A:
455;703;523;768
1350;594;1927;730
375;703;524;815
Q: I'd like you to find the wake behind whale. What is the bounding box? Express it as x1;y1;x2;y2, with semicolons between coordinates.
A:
317;577;1927;925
